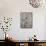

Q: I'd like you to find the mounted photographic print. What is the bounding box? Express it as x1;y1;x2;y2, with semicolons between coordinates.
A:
20;12;33;28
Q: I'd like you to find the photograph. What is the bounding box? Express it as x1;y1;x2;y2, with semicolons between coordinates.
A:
20;12;33;28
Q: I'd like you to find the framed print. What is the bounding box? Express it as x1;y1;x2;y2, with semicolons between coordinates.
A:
20;12;33;28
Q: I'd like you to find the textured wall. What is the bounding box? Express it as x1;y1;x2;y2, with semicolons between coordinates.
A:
0;0;46;40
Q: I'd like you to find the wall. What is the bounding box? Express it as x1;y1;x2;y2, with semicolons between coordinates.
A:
0;0;46;40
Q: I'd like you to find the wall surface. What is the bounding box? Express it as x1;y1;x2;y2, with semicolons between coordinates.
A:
0;0;46;40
